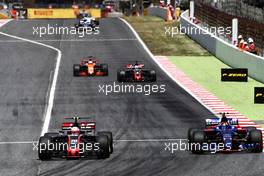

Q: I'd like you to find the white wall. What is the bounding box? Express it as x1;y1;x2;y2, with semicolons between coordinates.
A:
148;7;167;20
180;10;264;83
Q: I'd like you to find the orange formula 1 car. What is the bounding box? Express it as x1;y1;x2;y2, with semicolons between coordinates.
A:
73;56;108;76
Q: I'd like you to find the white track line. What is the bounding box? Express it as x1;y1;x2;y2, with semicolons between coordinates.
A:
0;25;62;137
0;20;12;27
114;139;187;142
120;18;264;151
0;139;186;145
119;18;215;115
0;141;37;145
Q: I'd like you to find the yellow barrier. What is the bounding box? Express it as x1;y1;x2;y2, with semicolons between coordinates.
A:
27;8;101;19
144;9;148;16
0;13;9;19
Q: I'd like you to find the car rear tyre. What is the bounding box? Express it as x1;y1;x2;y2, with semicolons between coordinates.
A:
94;20;99;26
96;135;110;159
191;131;205;154
117;70;126;82
188;128;198;151
248;130;262;143
188;128;198;142
248;130;263;153
38;136;52;160
101;64;108;76
44;132;59;138
73;64;80;76
98;131;113;154
244;127;257;132
149;70;156;82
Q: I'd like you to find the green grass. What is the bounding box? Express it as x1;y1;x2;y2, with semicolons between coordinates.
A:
124;16;264;124
123;16;210;56
169;56;264;123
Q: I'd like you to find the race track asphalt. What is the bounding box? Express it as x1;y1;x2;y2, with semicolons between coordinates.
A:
0;18;263;176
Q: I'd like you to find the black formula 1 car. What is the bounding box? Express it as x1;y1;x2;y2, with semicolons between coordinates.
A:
73;56;108;76
188;113;263;153
117;61;156;82
38;117;113;160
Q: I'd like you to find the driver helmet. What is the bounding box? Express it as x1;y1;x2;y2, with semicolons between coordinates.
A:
220;113;229;125
71;126;80;135
221;122;228;126
88;59;93;64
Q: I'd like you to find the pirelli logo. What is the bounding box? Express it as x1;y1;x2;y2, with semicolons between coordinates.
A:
254;87;264;104
34;10;53;16
221;68;248;82
222;73;247;77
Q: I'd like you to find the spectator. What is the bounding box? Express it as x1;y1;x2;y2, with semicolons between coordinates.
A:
242;41;249;51
10;8;17;19
248;38;257;54
160;1;165;8
168;4;175;20
175;5;181;21
237;35;244;48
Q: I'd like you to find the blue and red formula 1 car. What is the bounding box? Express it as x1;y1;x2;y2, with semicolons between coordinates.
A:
188;113;263;153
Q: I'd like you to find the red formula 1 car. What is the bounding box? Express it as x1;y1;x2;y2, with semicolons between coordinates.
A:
73;56;108;76
38;117;113;160
117;61;156;82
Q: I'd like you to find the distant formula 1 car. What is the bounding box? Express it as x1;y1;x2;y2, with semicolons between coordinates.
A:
75;12;99;30
38;117;113;160
73;56;108;76
188;113;263;153
117;61;156;82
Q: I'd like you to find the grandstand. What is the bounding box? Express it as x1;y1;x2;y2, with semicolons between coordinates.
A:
12;0;97;8
243;0;264;8
195;0;264;55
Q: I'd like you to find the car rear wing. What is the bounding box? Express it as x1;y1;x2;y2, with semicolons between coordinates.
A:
62;117;96;131
205;118;238;126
